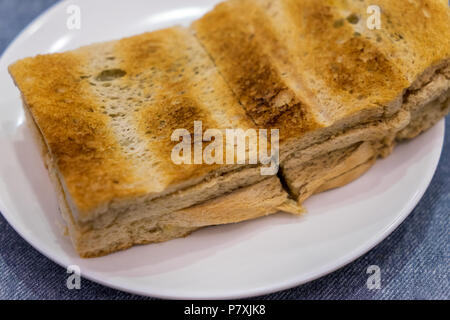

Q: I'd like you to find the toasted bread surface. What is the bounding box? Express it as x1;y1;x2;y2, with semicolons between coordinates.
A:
193;0;450;141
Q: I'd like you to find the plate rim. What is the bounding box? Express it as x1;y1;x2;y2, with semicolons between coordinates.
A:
0;0;446;299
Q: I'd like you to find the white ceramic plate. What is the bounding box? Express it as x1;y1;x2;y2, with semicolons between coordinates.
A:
0;0;445;299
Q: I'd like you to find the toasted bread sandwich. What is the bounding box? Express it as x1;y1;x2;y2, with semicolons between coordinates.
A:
9;0;450;257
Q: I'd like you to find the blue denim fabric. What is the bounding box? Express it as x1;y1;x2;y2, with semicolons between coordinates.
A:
0;0;448;300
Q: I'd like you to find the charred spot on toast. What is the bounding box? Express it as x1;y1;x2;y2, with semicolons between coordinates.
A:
95;69;127;81
346;13;360;25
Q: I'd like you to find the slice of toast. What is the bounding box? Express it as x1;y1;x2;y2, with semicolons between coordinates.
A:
9;27;280;228
193;0;450;203
193;0;450;159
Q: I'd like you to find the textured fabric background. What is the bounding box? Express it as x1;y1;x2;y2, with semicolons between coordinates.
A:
0;0;448;300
